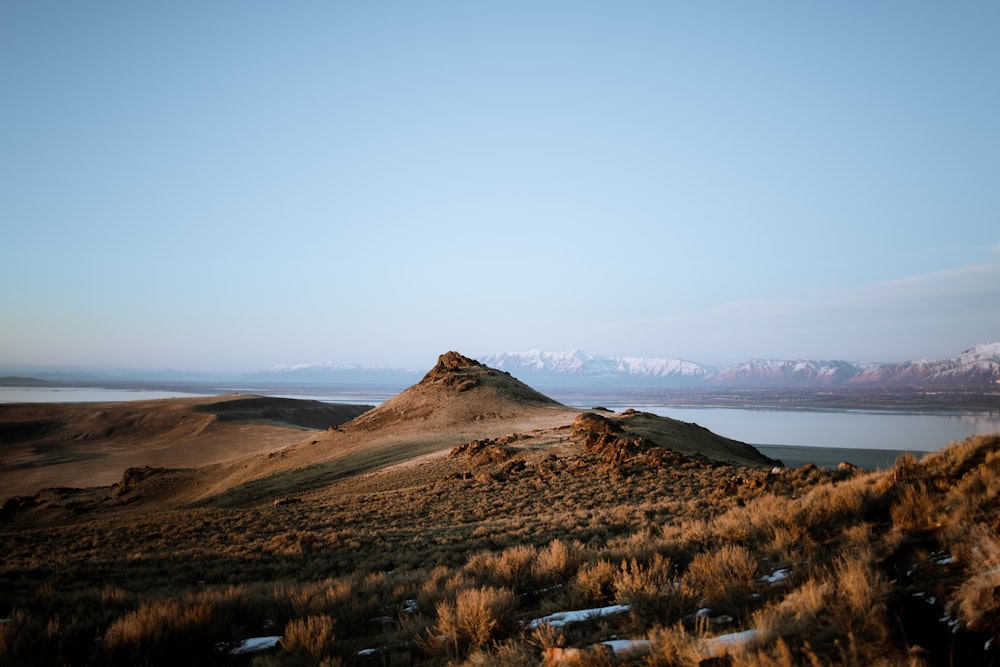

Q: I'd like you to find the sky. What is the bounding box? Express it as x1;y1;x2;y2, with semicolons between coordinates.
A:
2;1;998;372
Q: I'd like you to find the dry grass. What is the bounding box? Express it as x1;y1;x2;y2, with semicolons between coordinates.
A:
3;418;1000;665
421;586;519;659
281;614;337;665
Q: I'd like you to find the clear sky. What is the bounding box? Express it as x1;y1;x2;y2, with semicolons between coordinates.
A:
2;2;998;371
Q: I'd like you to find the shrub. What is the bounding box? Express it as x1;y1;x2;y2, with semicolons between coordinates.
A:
426;586;518;658
103;597;213;665
646;623;702;667
831;550;885;626
466;545;537;592
683;545;758;616
572;559;618;607
614;554;688;626
534;539;584;585
281;614;337;665
889;482;936;531
752;576;832;641
952;533;1000;633
751;547;887;655
767;522;815;563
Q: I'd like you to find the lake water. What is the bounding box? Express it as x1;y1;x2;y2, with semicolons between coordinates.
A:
627;405;1000;453
0;386;214;403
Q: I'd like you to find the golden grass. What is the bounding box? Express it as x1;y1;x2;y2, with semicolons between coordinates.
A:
3;434;1000;665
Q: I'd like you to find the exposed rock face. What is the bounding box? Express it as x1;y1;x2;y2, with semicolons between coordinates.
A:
112;466;168;499
571;412;689;469
450;438;515;466
419;351;484;392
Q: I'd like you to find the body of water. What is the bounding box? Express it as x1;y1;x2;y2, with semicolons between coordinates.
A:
0;386;214;403
637;405;1000;453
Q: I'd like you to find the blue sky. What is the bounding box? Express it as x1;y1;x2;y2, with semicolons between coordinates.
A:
2;2;998;371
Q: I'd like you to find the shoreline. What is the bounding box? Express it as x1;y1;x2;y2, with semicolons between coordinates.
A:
756;444;931;470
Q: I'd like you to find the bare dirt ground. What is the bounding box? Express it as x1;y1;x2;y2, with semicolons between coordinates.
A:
0;394;371;497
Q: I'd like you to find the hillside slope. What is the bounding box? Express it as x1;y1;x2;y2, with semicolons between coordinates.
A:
0;394;370;497
2;352;775;513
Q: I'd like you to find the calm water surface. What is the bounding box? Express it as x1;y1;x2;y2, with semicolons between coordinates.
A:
0;387;213;403
637;406;1000;452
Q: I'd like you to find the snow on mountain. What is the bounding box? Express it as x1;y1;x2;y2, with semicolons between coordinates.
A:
845;343;1000;388
479;350;710;386
250;343;1000;390
269;361;367;373
706;359;863;387
952;342;1000;367
244;361;422;385
483;344;1000;389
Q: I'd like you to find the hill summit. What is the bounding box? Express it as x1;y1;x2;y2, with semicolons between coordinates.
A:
346;351;563;432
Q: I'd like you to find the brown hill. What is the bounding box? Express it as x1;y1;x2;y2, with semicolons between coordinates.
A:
1;352;776;517
170;352;584;506
347;350;564;431
0;352;776;511
0;394;371;497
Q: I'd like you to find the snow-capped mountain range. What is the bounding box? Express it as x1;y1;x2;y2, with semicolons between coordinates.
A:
478;350;870;388
254;343;1000;390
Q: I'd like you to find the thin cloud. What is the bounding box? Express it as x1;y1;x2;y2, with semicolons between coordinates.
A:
596;263;1000;364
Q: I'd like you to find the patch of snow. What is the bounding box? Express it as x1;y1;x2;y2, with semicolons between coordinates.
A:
357;647;379;657
227;636;282;655
402;599;419;614
761;568;791;584
527;604;631;629
701;629;763;656
986;638;993;651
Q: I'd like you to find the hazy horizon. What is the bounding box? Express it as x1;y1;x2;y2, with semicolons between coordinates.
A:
1;340;997;378
2;3;998;372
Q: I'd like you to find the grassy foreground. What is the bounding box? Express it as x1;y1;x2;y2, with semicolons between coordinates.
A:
3;432;1000;665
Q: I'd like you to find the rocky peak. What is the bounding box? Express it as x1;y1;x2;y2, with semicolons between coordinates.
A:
432;351;482;373
417;351;488;392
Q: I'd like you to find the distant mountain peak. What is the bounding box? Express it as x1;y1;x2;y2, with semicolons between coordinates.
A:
250;343;1000;391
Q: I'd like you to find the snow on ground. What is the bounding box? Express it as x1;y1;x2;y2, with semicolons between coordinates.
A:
701;629;763;655
226;636;282;654
526;604;631;629
761;568;792;584
932;551;957;565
